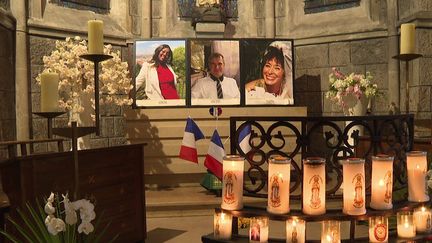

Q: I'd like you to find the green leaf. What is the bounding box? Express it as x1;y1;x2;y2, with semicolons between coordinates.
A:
0;230;21;243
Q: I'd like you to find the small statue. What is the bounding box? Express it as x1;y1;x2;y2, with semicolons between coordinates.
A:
191;0;227;27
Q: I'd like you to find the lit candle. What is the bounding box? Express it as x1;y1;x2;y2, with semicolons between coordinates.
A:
406;151;429;202
87;19;104;54
369;216;388;242
249;217;269;242
400;23;416;54
397;212;416;238
413;206;432;233
302;157;326;215
321;220;340;243
40;72;59;112
267;156;291;214
342;158;366;215
370;155;393;210
221;155;244;210
286;218;305;243
213;211;232;240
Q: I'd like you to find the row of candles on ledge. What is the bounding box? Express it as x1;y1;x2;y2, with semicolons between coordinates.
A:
214;209;431;242
214;151;430;242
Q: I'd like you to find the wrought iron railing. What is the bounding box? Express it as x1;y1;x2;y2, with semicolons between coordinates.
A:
229;115;414;200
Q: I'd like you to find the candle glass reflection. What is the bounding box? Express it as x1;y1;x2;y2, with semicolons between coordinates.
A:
321;220;340;243
370;155;393;210
342;158;366;215
213;212;232;240
369;216;388;242
406;151;429;202
267;156;291;214
221;155;244;210
249;217;269;242
414;206;432;233
286;218;305;243
397;212;416;238
302;157;326;215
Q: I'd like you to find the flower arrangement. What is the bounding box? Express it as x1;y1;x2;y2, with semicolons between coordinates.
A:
36;36;133;120
1;193;116;243
325;68;379;109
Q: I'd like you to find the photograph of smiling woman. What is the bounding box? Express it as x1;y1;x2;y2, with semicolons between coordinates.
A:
243;40;294;105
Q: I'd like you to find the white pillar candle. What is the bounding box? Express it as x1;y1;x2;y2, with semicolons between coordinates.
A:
321;220;340;243
213;211;232;240
370;155;394;210
249;217;269;242
40;72;59;112
267;156;291;214
221;155;244;210
369;216;388;242
286;218;305;243
87;20;104;54
302;157;326;215
414;206;432;233
397;212;416;238
407;151;429;202
342;158;366;215
400;23;416;54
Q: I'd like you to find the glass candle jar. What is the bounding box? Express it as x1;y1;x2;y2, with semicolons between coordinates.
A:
369;216;388;242
286;217;305;243
249;217;269;242
221;155;244;210
267;156;291;214
406;151;429;202
213;211;232;240
370;155;394;210
397;211;416;238
342;158;366;215
321;220;340;243
302;157;326;215
413;206;432;233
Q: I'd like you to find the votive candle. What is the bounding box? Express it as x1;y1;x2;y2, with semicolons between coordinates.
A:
342;158;366;215
267;156;291;214
407;151;429;202
302;157;326;215
321;220;340;243
40;72;59;112
87;19;104;54
286;217;305;243
370;155;394;210
369;216;388;242
397;211;416;238
213;211;232;240
400;23;416;54
413;206;432;233
249;217;269;242
221;155;244;210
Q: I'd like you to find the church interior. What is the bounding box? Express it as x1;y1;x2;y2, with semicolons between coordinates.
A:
0;0;431;242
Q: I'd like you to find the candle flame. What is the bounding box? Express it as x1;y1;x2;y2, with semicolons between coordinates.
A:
422;207;426;212
326;235;332;242
221;213;225;220
416;164;420;169
292;220;297;227
379;179;384;186
404;222;409;228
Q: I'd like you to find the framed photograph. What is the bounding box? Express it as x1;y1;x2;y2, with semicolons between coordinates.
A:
133;39;187;107
189;39;241;106
241;39;294;105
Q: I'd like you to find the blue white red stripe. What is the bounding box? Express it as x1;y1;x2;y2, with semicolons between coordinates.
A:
179;117;204;163
204;130;225;179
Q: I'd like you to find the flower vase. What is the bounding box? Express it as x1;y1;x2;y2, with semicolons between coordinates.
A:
342;94;368;147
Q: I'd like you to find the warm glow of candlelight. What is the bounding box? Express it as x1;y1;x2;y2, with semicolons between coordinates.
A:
379;179;384;186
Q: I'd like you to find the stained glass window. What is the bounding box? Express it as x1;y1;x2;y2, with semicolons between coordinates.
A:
304;0;361;14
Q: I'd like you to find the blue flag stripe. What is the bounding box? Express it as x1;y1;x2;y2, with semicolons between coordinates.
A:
239;124;251;141
185;118;204;140
211;130;224;148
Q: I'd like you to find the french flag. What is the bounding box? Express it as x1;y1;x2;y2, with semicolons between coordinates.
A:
179;117;205;163
238;124;252;154
204;130;225;180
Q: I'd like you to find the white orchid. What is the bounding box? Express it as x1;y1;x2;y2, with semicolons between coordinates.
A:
78;221;95;235
46;217;66;235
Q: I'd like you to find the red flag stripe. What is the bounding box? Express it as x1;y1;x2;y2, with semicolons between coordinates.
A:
179;146;199;163
204;155;223;180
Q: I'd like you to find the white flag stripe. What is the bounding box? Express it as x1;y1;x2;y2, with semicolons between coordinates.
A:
182;132;197;148
207;142;225;162
239;134;251;153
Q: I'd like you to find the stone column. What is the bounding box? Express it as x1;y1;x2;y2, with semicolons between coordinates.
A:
11;0;30;140
387;0;400;113
142;0;151;38
265;0;275;38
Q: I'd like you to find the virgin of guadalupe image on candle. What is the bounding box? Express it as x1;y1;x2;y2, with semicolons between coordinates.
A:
291;227;298;243
374;222;387;241
269;174;282;207
384;170;392;203
310;175;322;209
353;173;364;208
223;171;237;204
250;223;260;241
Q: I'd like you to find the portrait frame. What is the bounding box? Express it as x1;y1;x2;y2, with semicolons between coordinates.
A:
133;39;188;108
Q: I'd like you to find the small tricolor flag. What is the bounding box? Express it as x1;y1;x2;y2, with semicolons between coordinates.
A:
179;117;204;163
238;124;252;154
204;130;225;180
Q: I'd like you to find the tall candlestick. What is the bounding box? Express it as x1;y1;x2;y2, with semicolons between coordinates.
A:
406;151;429;202
369;216;388;242
414;206;432;233
40;72;59;112
302;157;326;215
321;220;340;243
87;20;104;54
342;158;366;215
397;211;416;238
400;23;416;54
370;155;394;210
213;212;232;240
267;156;291;214
221;155;244;210
249;217;269;243
286;217;305;243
